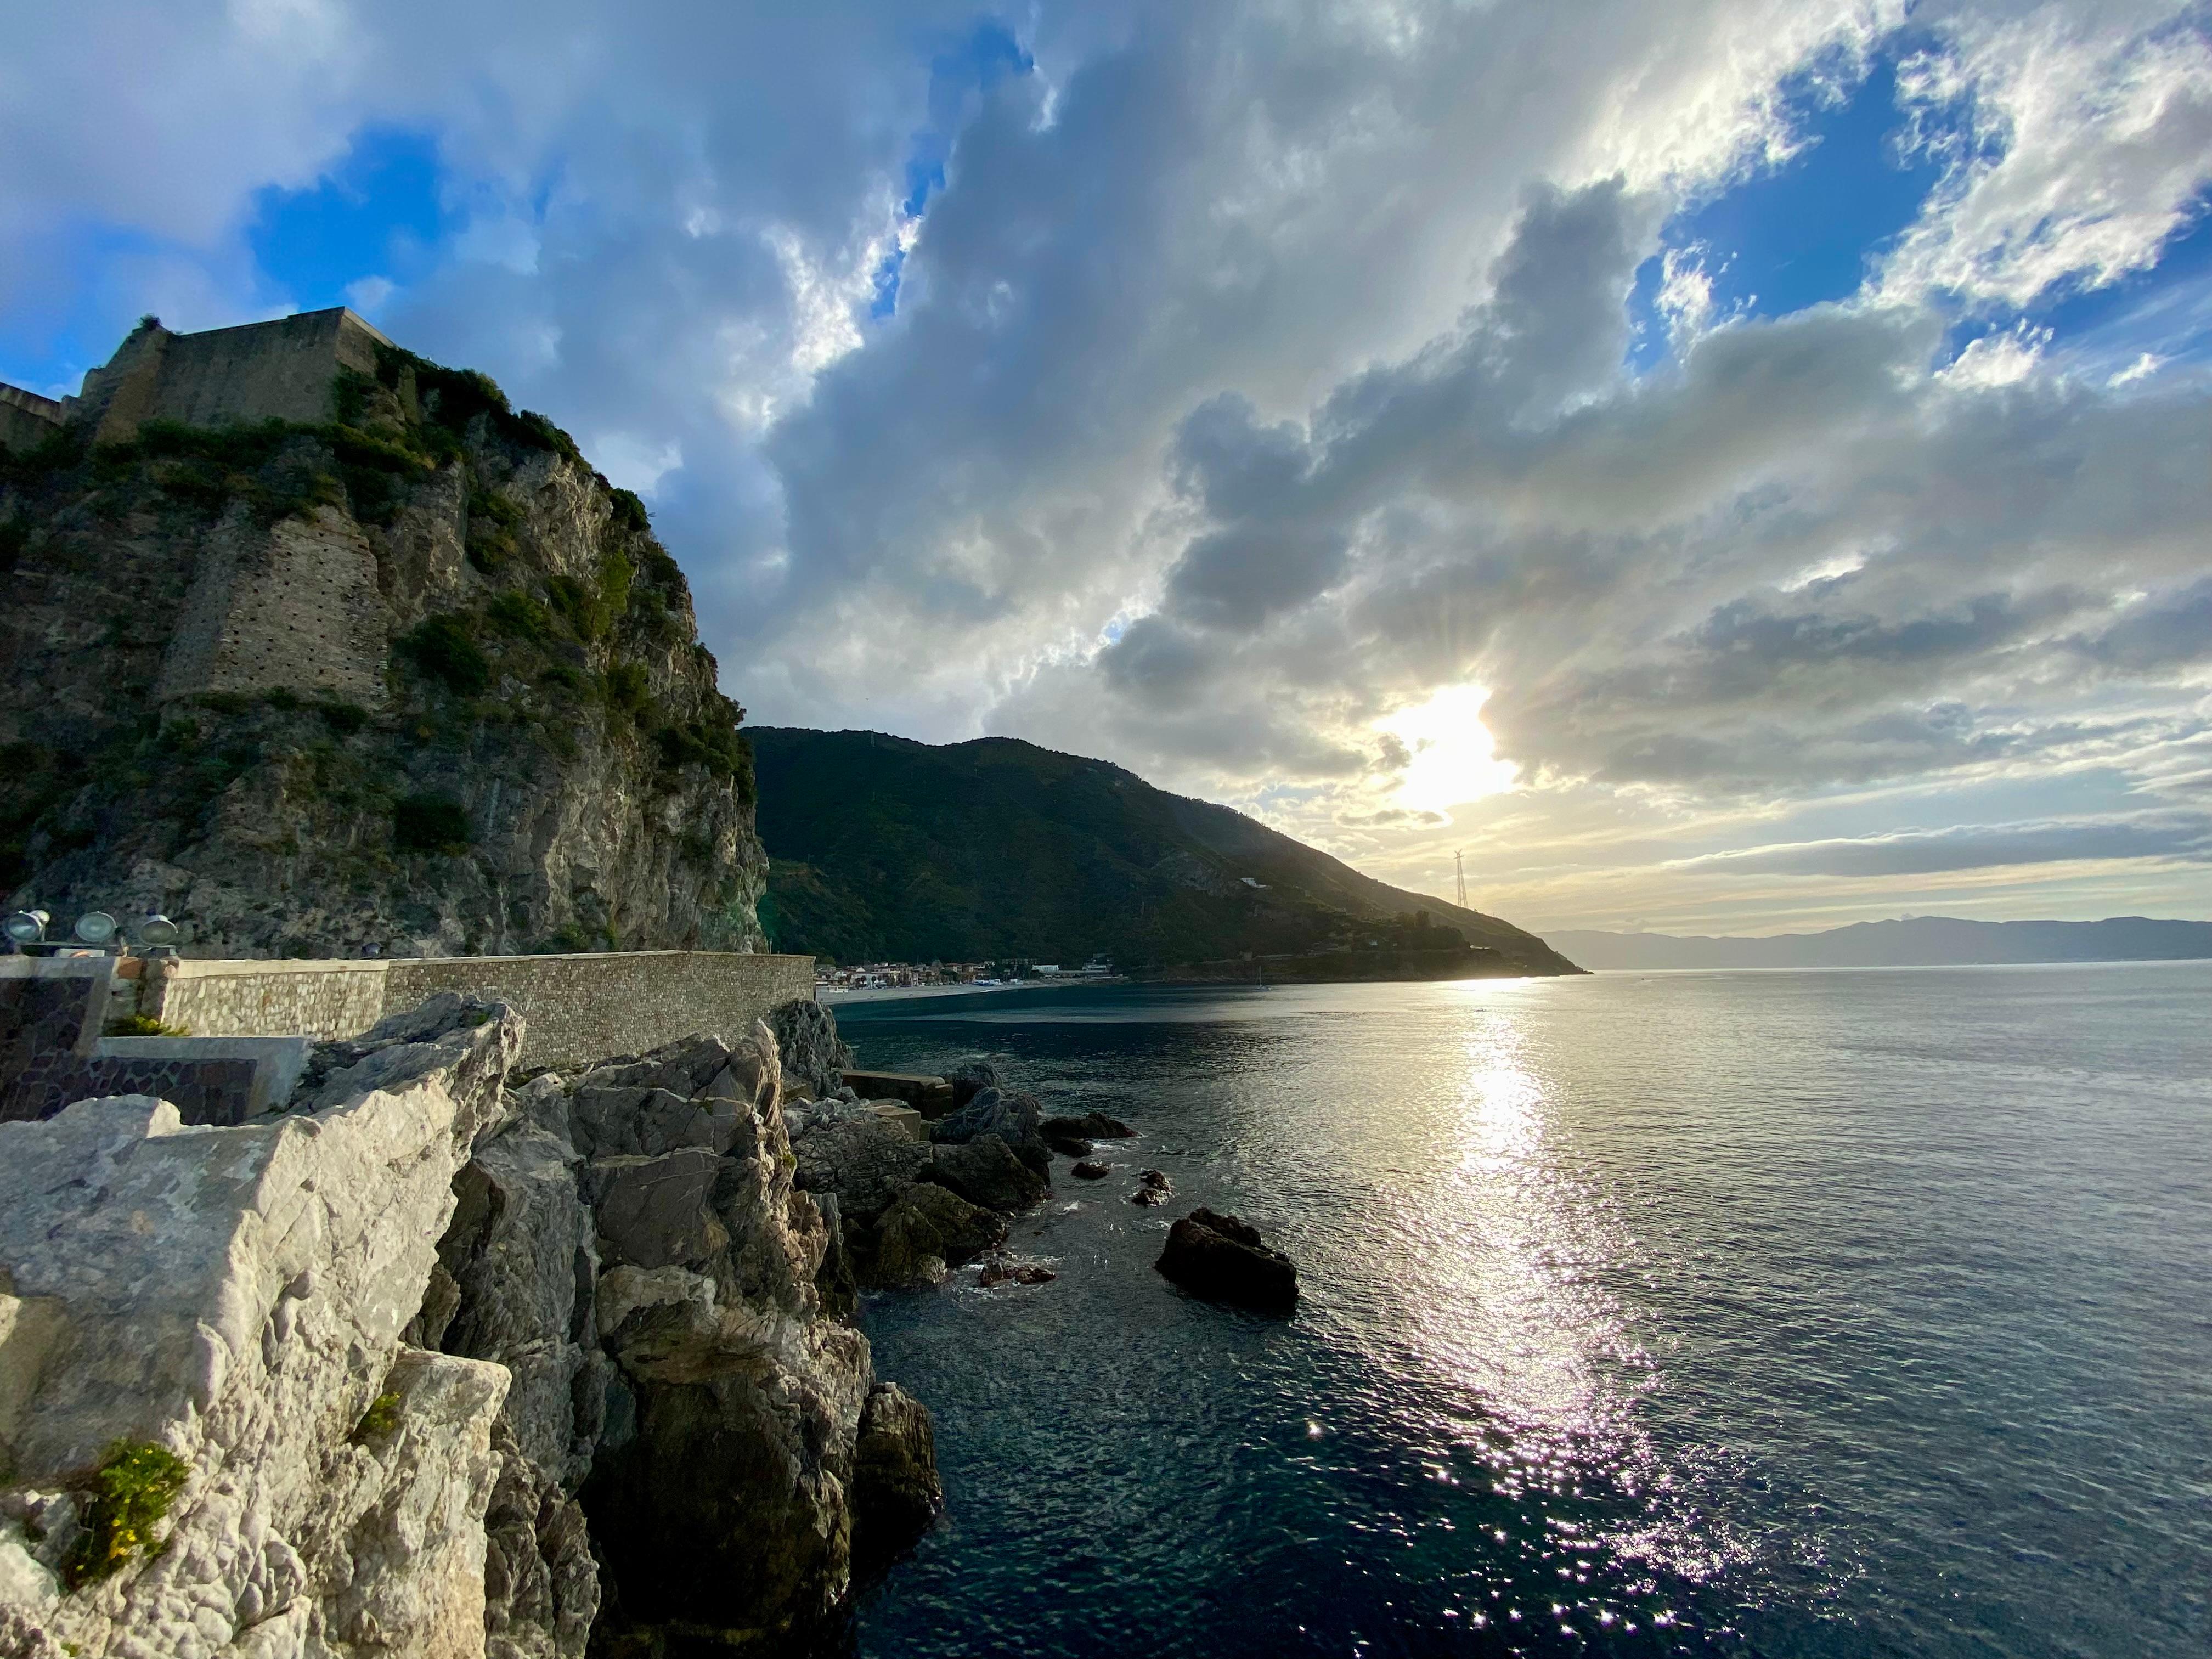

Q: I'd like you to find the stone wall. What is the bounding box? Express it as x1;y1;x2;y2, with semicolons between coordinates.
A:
0;381;62;452
150;957;391;1042
144;950;814;1070
152;504;391;707
382;950;817;1069
72;307;392;441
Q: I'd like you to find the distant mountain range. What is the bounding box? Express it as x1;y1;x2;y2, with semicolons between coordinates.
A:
745;727;1580;977
1548;916;2212;970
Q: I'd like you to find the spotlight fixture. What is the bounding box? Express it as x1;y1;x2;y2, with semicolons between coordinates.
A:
137;913;181;947
73;911;119;946
3;909;49;945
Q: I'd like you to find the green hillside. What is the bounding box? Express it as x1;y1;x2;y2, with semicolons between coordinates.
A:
746;727;1582;978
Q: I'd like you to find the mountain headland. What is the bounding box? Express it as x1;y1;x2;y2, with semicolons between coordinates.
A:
1549;915;2212;970
1;309;764;959
747;726;1582;979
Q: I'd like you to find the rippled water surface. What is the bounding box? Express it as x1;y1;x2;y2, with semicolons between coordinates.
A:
837;966;2211;1658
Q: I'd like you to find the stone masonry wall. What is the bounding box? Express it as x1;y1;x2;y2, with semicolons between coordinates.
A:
143;950;814;1070
382;950;816;1069
153;504;391;707
152;958;390;1042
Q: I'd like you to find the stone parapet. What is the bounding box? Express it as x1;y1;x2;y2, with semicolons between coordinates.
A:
138;949;814;1071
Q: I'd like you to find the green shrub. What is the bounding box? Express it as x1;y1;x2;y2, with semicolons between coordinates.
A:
392;793;471;854
608;488;652;535
65;1441;190;1588
351;1391;403;1443
331;368;375;426
317;700;371;735
106;1015;190;1037
486;591;554;644
0;516;27;574
604;662;652;717
398;616;491;695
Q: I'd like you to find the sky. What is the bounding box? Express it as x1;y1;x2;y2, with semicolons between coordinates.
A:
4;0;2209;936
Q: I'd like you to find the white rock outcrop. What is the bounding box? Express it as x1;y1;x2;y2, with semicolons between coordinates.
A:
0;996;523;1659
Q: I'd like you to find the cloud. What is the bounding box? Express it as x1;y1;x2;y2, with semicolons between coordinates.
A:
1669;812;2212;876
9;0;2212;933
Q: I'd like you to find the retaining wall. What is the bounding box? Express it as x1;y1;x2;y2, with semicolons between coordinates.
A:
148;949;815;1070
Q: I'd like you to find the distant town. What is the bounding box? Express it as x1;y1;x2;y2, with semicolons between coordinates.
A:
815;954;1116;991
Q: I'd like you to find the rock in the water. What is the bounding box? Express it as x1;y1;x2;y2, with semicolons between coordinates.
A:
976;1255;1058;1288
920;1133;1050;1212
1156;1207;1298;1312
769;997;855;1099
851;1383;940;1573
1040;1110;1137;1141
1046;1133;1095;1158
1130;1168;1174;1207
931;1086;1050;1175
865;1183;1007;1289
1071;1159;1111;1180
791;1113;931;1224
945;1060;1001;1109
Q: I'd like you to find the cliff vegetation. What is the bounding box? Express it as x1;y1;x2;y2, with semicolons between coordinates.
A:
0;342;761;957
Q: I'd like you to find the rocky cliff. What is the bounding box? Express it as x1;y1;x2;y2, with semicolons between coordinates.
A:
0;995;938;1658
0;328;763;958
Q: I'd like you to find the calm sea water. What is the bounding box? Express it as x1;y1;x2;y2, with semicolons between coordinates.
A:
836;965;2211;1659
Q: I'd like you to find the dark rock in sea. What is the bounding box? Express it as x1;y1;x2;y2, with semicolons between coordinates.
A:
1047;1133;1096;1158
1041;1110;1136;1141
1130;1169;1173;1206
1156;1207;1298;1313
932;1085;1051;1175
1071;1159;1110;1180
852;1382;942;1573
865;1182;1008;1288
947;1060;1002;1109
791;1114;930;1224
978;1255;1058;1288
921;1133;1050;1212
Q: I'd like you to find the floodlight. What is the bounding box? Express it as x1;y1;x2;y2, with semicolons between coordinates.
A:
74;911;119;945
138;914;181;947
3;910;49;945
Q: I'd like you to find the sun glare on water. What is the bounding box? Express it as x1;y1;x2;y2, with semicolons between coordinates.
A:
1381;684;1517;813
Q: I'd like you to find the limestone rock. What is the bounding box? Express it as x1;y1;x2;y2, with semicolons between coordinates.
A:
0;997;524;1658
766;999;854;1099
791;1115;930;1225
945;1061;1000;1109
850;1384;940;1573
0;350;768;961
919;1133;1049;1214
930;1086;1050;1175
862;1184;1007;1290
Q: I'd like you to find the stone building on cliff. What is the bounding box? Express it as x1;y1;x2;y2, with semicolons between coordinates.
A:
0;311;768;959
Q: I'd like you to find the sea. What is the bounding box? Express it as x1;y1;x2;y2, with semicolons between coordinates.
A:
833;963;2211;1659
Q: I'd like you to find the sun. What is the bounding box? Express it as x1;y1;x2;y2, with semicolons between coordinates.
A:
1380;684;1517;813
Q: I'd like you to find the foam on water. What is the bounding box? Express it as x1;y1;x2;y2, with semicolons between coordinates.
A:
843;964;2212;1657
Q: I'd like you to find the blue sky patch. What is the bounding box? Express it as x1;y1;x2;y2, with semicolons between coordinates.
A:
247;126;448;315
1630;45;1948;369
870;21;1035;320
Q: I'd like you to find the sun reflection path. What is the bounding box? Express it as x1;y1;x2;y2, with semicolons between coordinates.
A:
1371;992;1758;1605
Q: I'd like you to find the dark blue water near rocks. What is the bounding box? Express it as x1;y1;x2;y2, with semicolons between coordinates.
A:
836;964;2212;1659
